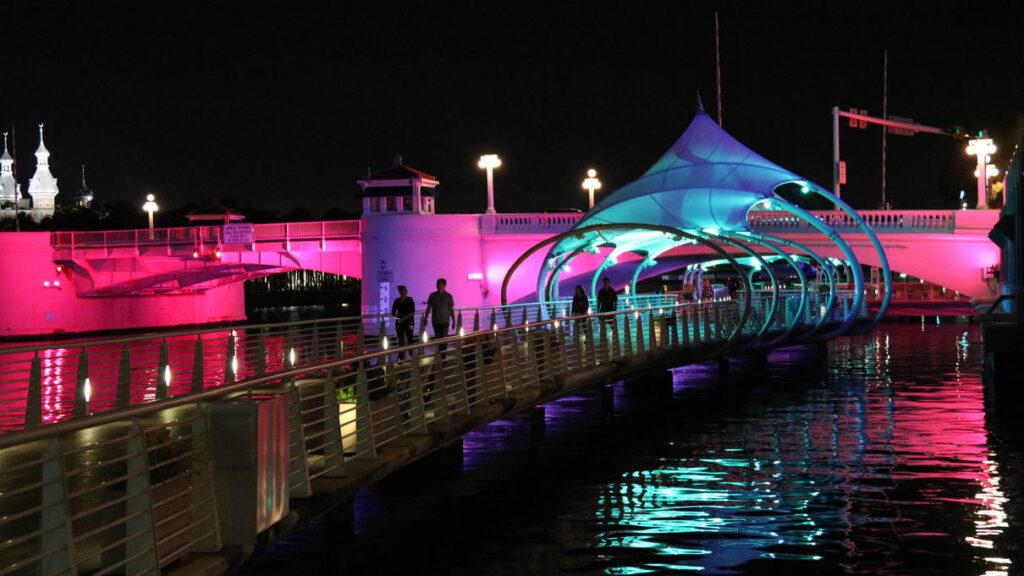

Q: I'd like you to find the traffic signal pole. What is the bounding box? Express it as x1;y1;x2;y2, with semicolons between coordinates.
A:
832;107;954;209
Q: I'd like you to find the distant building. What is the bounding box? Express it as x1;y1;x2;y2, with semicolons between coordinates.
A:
0;125;62;222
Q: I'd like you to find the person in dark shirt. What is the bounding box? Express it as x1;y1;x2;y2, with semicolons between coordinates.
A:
571;284;589;331
391;285;416;358
597;277;618;313
596;277;618;330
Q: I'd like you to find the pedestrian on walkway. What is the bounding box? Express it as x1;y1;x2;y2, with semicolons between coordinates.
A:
423;277;456;351
391;285;415;359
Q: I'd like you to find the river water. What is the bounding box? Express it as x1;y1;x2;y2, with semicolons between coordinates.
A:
235;318;1024;575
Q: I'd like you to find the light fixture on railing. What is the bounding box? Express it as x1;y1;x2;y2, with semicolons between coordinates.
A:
83;377;92;404
164;365;172;388
422;331;429;343
382;336;389;350
289;348;296;366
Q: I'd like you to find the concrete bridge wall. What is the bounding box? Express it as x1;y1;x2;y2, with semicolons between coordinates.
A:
0;233;246;338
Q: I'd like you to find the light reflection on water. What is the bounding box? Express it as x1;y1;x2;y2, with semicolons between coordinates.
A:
242;321;1021;576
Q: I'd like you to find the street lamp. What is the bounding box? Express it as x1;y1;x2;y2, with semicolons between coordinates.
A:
966;136;996;209
582;168;601;209
143;193;159;229
478;154;501;214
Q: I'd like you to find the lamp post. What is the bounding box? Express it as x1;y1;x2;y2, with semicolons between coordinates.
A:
478;154;501;215
582;168;601;209
966;136;996;209
143;193;159;237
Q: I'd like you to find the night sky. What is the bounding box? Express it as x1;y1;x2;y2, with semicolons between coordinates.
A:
3;2;1022;222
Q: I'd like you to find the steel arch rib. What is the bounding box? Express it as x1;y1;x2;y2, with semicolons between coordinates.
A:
504;223;753;357
740;231;839;338
767;200;864;337
808;189;892;333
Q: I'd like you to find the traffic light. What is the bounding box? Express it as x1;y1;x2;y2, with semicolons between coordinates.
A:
952;125;966;139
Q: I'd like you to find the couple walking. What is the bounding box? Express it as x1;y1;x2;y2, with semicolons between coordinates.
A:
391;278;456;353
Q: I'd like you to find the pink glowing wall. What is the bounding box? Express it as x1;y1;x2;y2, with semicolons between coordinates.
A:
0;233;246;338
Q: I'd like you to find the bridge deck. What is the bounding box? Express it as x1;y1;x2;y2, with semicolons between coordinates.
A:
0;292;864;575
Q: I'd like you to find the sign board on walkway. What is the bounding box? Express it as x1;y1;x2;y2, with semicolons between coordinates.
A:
223;223;254;244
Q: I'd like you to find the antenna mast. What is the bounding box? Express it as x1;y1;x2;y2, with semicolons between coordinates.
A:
715;12;723;126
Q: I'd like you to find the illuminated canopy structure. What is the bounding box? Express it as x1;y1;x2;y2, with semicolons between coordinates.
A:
504;107;892;346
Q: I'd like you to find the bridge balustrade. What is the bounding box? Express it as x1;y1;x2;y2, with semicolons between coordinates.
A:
0;290;865;575
747;209;956;233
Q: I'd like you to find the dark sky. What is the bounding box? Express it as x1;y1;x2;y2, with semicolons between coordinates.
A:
3;2;1022;220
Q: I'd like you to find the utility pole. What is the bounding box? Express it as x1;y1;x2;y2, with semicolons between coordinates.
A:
881;50;888;209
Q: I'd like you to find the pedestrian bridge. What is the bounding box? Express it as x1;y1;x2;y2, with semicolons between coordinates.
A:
0;289;866;575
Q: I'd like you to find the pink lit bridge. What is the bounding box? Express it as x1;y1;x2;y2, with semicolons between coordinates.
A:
47;208;999;302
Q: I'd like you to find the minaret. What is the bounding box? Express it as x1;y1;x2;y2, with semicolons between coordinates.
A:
76;164;94;208
0;132;18;206
27;124;59;215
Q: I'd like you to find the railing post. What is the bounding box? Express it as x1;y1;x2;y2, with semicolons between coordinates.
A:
354;363;377;459
407;348;428;430
322;378;347;476
40;438;75;574
703;305;713;342
493;330;510;397
74;349;89;418
285;328;295;368
635;313;645;354
285;384;312;497
190;404;222;552
225;332;236;385
647;310;657;351
117;344;132;408
125;420;160;574
27;354;42;426
622;314;633;357
525;327;542;387
158;340;170;399
191;339;205;394
585;318;597;366
454;338;471;411
311;323;321;364
473;310;480;332
256;328;267;377
431;347;450;419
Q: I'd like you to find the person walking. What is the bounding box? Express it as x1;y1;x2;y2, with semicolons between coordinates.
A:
391;285;415;359
423;277;456;351
571;284;589;331
596;277;618;331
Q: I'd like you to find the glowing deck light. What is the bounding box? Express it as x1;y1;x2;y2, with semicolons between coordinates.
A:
458;327;465;337
231;355;238;376
478;154;502;215
289;347;296;365
422;331;429;343
83;378;92;403
163;364;172;387
582;168;602;209
382;336;389;350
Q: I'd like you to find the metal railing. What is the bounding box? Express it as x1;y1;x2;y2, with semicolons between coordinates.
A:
0;295;675;435
0;291;863;575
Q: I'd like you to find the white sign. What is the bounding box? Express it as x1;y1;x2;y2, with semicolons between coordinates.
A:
222;223;254;244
